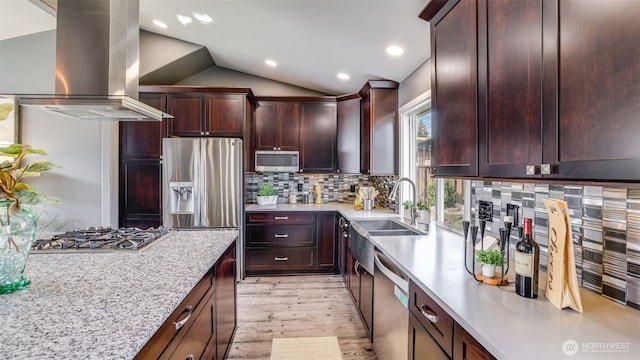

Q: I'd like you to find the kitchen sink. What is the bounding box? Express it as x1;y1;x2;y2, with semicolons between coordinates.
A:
352;219;415;231
367;229;423;237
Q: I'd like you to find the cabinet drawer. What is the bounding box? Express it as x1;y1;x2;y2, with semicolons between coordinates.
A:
409;280;454;358
247;224;315;246
164;286;216;360
246;247;316;272
247;212;315;224
135;270;213;359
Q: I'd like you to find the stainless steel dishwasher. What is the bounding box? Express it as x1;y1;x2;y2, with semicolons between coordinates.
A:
373;250;409;360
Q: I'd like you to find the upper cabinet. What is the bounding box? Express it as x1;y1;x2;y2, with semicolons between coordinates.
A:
254;100;300;151
423;0;479;177
300;102;337;172
337;95;361;174
164;88;251;138
359;80;399;175
253;98;338;173
422;0;640;181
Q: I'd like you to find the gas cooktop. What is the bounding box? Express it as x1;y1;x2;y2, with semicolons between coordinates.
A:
31;227;170;253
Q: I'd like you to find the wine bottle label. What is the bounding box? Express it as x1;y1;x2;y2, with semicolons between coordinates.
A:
515;251;534;276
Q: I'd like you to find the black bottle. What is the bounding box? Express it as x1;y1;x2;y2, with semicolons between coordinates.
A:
515;218;540;298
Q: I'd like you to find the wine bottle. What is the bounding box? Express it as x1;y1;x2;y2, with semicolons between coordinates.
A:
515;218;540;298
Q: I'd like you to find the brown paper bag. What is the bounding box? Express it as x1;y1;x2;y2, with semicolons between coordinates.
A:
543;199;583;312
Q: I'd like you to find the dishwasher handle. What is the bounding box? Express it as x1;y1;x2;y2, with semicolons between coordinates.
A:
374;251;409;292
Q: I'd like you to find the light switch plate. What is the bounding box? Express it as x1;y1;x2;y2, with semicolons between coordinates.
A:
478;200;493;222
507;203;520;226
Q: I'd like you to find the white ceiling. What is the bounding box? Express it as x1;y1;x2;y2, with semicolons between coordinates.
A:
0;0;431;95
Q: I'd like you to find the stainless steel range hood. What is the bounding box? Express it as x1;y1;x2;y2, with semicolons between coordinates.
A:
18;0;172;121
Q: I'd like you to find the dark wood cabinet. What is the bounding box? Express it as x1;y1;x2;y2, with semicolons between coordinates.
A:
245;212;317;274
337;216;350;283
299;102;337;172
541;0;640;181
336;95;361;174
119;92;166;228
422;0;640;181
317;212;337;272
424;0;479;177
359;80;399;175
407;279;495;360
453;322;495;360
409;311;449;360
216;244;237;360
346;249;373;339
167;92;247;137
136;240;237;360
478;0;542;178
254;100;300;151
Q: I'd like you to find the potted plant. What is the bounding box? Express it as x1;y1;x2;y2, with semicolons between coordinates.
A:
402;200;414;221
416;200;430;224
476;249;503;278
1;144;60;294
257;183;278;206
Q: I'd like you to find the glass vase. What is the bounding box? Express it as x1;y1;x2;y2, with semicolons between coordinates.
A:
0;202;37;294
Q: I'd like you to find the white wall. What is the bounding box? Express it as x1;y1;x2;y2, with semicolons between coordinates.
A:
1;31;115;233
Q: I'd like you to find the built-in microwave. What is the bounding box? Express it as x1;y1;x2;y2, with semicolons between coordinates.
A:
255;150;299;172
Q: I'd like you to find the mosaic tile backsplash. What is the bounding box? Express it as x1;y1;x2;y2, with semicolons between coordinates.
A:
471;181;640;311
245;173;397;206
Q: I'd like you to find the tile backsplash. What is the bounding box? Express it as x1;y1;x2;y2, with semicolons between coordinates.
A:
471;180;640;311
245;173;397;206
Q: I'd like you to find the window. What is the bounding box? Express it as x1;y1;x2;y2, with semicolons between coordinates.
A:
399;91;468;234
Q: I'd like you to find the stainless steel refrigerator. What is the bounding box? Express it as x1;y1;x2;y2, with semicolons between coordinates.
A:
162;137;244;275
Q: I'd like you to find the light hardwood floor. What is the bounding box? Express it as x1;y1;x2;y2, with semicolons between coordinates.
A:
227;275;377;360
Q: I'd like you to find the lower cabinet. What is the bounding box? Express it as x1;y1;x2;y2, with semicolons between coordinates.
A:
136;241;236;360
245;211;337;275
346;249;373;340
408;279;494;360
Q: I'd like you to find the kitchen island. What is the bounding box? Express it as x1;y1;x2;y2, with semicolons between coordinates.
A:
0;229;237;359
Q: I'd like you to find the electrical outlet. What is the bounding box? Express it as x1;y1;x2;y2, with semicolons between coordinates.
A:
350;184;357;193
478;200;493;222
507;203;520;226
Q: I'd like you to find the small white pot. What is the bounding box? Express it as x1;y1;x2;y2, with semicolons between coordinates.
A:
257;195;278;206
482;264;496;278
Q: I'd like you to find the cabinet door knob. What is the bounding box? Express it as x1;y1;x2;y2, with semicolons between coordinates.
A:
541;163;553;175
525;165;539;175
200;132;205;136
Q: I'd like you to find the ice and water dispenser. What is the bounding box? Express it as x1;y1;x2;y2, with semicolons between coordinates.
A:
169;181;195;214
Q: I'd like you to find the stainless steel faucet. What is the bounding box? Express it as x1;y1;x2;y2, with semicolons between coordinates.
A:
389;177;418;226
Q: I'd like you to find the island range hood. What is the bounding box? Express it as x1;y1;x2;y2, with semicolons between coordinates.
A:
18;0;172;121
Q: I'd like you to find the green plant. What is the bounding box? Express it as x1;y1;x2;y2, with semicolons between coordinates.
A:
258;183;278;196
0;144;60;214
416;200;429;211
402;200;413;209
476;249;503;266
426;179;458;208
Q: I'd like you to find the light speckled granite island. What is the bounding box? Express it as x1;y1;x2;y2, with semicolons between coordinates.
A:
0;230;237;360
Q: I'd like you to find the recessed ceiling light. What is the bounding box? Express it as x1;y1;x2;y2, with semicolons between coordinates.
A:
153;19;168;29
177;15;192;26
193;12;213;25
265;59;277;67
337;73;350;80
386;45;404;56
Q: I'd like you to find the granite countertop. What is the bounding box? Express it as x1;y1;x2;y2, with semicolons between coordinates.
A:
370;230;640;359
0;229;238;360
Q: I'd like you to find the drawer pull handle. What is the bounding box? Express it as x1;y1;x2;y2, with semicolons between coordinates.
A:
275;256;289;261
420;304;439;323
274;234;289;238
174;305;194;330
274;216;289;220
